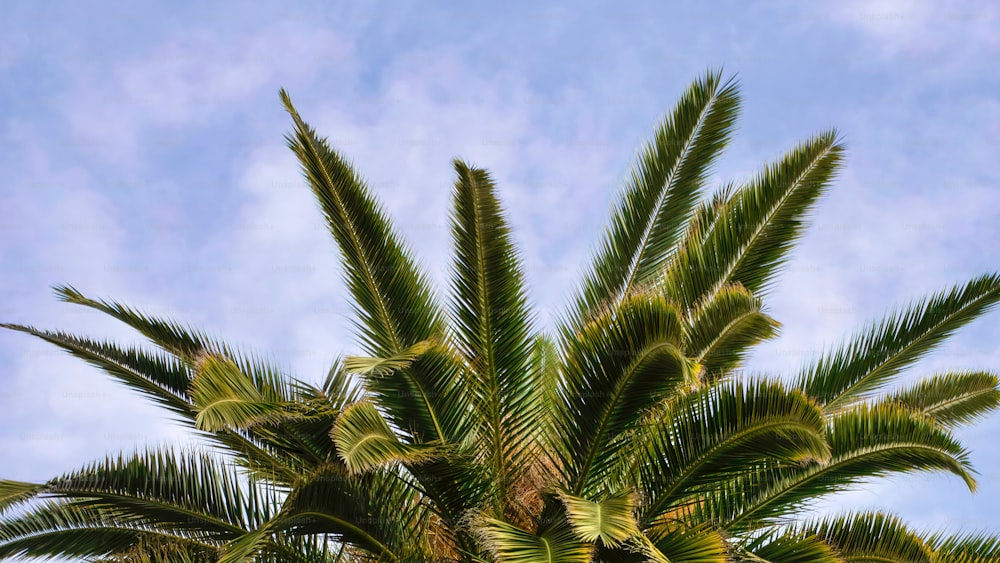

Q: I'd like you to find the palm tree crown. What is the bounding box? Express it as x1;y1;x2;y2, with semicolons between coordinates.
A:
3;70;1000;562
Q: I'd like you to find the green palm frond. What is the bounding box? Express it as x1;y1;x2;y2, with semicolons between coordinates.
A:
331;401;438;473
477;517;593;563
885;371;1000;429
0;324;192;417
2;449;276;538
281;90;469;446
678;181;736;254
0;500;217;561
559;490;639;547
0;326;312;483
218;517;281;563
415;448;494;539
684;283;780;383
926;531;1000;562
276;464;433;562
0;481;45;514
532;333;563;454
0;448;301;562
662;131;844;308
742;529;840;563
449;159;538;513
191;354;292;432
341;338;484;529
262;357;361;466
572;69;740;324
54;285;214;361
342;339;435;377
277;94;442;356
634;379;829;523
643;521;730;563
13;290;306;409
554;291;694;494
798;274;1000;411
719;403;977;532
313;356;365;409
797;511;933;562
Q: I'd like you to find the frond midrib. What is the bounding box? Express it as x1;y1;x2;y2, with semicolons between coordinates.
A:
617;85;722;303
921;386;997;418
463;166;504;508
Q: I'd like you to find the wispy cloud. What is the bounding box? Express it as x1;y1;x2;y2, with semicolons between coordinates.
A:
60;22;351;168
827;0;999;64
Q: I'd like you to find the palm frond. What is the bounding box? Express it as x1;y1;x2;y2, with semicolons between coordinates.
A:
3;449;276;539
342;340;434;377
15;291;307;409
797;511;932;562
571;69;740;324
926;531;1000;563
477;517;593;563
449;159;538;513
0;481;45;514
885;371;1000;429
187;354;348;478
559;490;639;547
191;355;291;433
331;401;437;473
719;403;977;532
53;285;212;361
683;283;779;383
0;325;311;485
533;333;563;453
0;501;217;561
554;291;695;495
0;324;192;417
644;521;730;563
281;90;470;446
314;356;365;409
634;378;829;522
663;131;844;308
278;93;442;356
276;464;433;562
218;519;278;563
798;274;1000;411
742;529;840;563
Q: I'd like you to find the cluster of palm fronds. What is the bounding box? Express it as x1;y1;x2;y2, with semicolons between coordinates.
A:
2;71;1000;562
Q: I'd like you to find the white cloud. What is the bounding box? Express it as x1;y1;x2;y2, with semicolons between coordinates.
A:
827;0;999;63
831;0;934;38
60;22;351;168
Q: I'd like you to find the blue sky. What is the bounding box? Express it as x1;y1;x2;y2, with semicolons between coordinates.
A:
1;0;999;548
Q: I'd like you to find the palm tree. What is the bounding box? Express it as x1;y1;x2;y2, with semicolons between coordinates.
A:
2;70;1000;562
